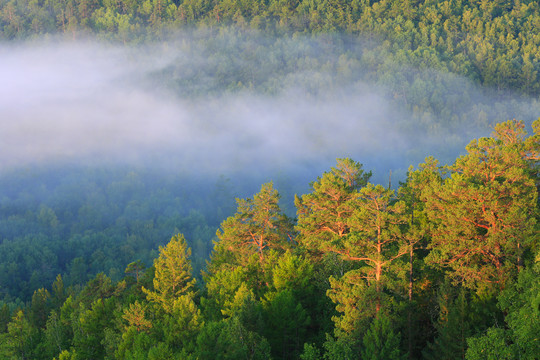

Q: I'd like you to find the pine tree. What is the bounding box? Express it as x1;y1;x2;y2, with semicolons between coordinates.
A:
347;183;407;313
214;181;294;268
122;301;152;333
3;310;38;360
162;294;203;354
125;260;146;285
467;251;540;360
297;159;407;348
423;286;472;360
295;158;371;260
262;289;311;359
424;120;538;293
361;313;406;360
143;233;196;313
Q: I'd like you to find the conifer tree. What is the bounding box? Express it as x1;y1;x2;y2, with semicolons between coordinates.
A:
424;120;538;293
0;303;11;333
262;289;311;359
347;183;407;313
423;286;472;360
29;288;51;329
3;310;38;360
143;233;196;313
125;260;146;285
361;313;406;360
295;158;371;259
466;252;540;360
214;181;294;268
122;301;152;333
44;310;71;357
162;294;203;355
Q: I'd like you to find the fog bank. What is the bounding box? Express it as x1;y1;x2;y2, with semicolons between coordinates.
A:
1;32;538;187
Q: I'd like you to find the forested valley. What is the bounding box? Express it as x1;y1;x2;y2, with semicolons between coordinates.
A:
0;0;539;359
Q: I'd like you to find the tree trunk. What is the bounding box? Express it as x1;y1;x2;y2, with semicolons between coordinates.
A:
375;260;381;315
408;243;413;358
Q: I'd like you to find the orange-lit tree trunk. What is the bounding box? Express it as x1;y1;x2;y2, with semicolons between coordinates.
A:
297;160;407;338
348;183;407;317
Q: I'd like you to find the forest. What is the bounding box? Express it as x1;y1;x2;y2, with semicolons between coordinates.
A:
2;0;540;96
0;121;538;359
0;0;539;359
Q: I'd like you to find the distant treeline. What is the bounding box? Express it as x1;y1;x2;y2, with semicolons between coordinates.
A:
0;119;538;359
1;0;540;96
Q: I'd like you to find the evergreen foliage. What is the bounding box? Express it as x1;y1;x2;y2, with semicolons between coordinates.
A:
0;0;539;357
361;313;406;360
0;120;537;358
142;233;196;313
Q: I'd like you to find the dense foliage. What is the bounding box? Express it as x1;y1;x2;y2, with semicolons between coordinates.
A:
1;0;539;359
0;168;237;301
0;120;538;359
2;0;540;97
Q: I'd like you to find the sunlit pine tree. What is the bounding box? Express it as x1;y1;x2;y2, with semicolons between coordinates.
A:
295;158;371;260
142;233;196;313
214;182;294;268
423;119;538;294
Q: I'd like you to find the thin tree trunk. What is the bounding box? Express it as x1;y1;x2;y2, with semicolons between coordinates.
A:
376;261;381;315
376;222;382;315
408;243;413;358
408;207;415;358
517;242;522;273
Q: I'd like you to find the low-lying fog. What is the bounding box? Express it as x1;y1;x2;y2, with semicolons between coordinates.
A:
1;30;539;190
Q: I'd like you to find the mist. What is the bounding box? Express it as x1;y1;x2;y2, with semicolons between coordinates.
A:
1;30;539;193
